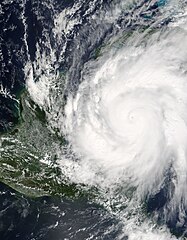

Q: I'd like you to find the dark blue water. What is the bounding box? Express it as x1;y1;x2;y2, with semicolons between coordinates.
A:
0;183;122;240
1;0;187;239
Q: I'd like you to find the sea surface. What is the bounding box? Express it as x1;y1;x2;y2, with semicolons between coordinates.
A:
1;0;187;239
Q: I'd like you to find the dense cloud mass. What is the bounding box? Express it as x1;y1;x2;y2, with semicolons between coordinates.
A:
59;3;187;238
1;0;187;239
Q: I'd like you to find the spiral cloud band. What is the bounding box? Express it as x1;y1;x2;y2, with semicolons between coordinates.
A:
23;0;187;238
63;15;187;219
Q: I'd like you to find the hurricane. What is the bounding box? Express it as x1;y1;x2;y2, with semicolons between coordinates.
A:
55;6;187;237
1;0;187;239
64;15;187;200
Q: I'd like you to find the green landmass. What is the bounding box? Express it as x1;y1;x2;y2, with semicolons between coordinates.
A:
0;91;96;199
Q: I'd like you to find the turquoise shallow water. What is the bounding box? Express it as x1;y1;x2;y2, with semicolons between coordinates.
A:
1;0;187;239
